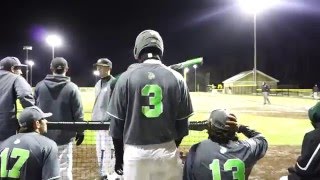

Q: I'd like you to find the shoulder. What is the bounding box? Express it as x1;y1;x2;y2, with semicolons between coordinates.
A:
66;81;81;92
36;134;58;149
35;80;45;88
14;74;29;85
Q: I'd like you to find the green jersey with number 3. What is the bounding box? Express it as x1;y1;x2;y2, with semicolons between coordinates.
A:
108;59;193;145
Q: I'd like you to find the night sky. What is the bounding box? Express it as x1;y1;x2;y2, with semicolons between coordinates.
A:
1;0;320;88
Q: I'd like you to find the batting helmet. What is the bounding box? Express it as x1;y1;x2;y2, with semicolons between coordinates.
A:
133;30;164;60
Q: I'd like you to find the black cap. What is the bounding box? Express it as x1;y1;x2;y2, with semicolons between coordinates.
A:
93;58;112;68
208;109;230;130
309;102;320;123
50;57;68;70
18;106;52;127
0;57;27;71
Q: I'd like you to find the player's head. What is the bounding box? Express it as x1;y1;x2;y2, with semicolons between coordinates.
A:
309;102;320;128
0;56;27;75
207;109;238;144
50;57;69;75
93;58;112;78
133;29;164;62
18;106;52;134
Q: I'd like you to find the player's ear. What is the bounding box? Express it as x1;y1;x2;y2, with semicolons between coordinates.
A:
10;66;15;73
33;120;41;130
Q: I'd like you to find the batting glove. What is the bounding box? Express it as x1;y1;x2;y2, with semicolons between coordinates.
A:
75;133;84;146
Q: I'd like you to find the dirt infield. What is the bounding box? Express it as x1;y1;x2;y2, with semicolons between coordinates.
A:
72;145;300;180
247;145;300;180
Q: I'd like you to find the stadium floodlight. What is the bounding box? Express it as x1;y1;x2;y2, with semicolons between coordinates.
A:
239;0;280;15
93;70;100;82
193;65;198;92
46;34;62;59
93;70;100;76
238;0;280;90
26;60;35;87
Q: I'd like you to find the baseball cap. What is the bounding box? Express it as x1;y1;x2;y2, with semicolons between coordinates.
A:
0;57;27;71
93;58;112;68
308;102;320;123
18;106;52;127
50;57;68;70
208;109;231;130
134;29;164;60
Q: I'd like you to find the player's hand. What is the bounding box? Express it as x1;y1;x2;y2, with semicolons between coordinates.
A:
115;162;123;175
288;166;296;173
75;133;84;146
225;113;239;132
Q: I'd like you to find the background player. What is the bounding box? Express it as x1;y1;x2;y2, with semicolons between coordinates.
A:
262;81;271;105
92;58;116;180
0;57;34;144
0;106;60;180
107;29;194;180
183;109;268;180
34;57;84;180
281;101;320;180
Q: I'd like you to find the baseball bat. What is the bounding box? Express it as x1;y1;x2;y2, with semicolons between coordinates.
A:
169;57;203;70
111;57;204;88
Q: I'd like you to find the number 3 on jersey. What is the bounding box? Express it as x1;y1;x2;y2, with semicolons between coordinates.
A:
1;148;30;178
141;84;163;118
210;159;245;180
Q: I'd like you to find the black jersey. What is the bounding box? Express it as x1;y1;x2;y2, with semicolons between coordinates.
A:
107;59;193;145
184;135;268;180
0;132;60;180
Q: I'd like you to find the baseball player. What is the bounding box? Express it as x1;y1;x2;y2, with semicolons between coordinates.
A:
92;58;116;180
107;29;194;180
280;101;320;180
34;57;84;180
262;81;271;105
183;109;268;180
0;57;35;144
0;106;60;180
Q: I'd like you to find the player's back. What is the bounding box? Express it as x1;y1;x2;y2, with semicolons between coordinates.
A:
111;60;192;145
191;138;267;180
0;132;59;180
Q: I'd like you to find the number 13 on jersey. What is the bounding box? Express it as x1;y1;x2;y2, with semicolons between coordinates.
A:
210;159;245;180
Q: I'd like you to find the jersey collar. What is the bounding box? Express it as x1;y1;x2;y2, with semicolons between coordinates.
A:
143;59;162;64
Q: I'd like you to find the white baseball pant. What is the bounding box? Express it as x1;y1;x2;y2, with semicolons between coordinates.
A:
58;142;73;180
123;140;183;180
96;130;115;176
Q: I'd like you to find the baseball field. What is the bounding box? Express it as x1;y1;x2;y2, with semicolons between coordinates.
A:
75;90;317;179
19;90;318;179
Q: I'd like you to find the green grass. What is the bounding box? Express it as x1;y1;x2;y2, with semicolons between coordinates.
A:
17;88;317;146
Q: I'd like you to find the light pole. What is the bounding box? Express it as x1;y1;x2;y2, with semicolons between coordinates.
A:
26;60;34;87
193;64;197;92
46;34;62;59
23;46;32;83
238;0;279;89
183;67;189;82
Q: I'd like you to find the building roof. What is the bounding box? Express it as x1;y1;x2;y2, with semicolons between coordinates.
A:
223;70;279;84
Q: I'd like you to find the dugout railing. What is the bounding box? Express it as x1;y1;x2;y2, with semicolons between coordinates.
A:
47;121;206;180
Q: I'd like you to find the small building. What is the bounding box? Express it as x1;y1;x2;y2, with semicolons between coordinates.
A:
222;70;279;94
